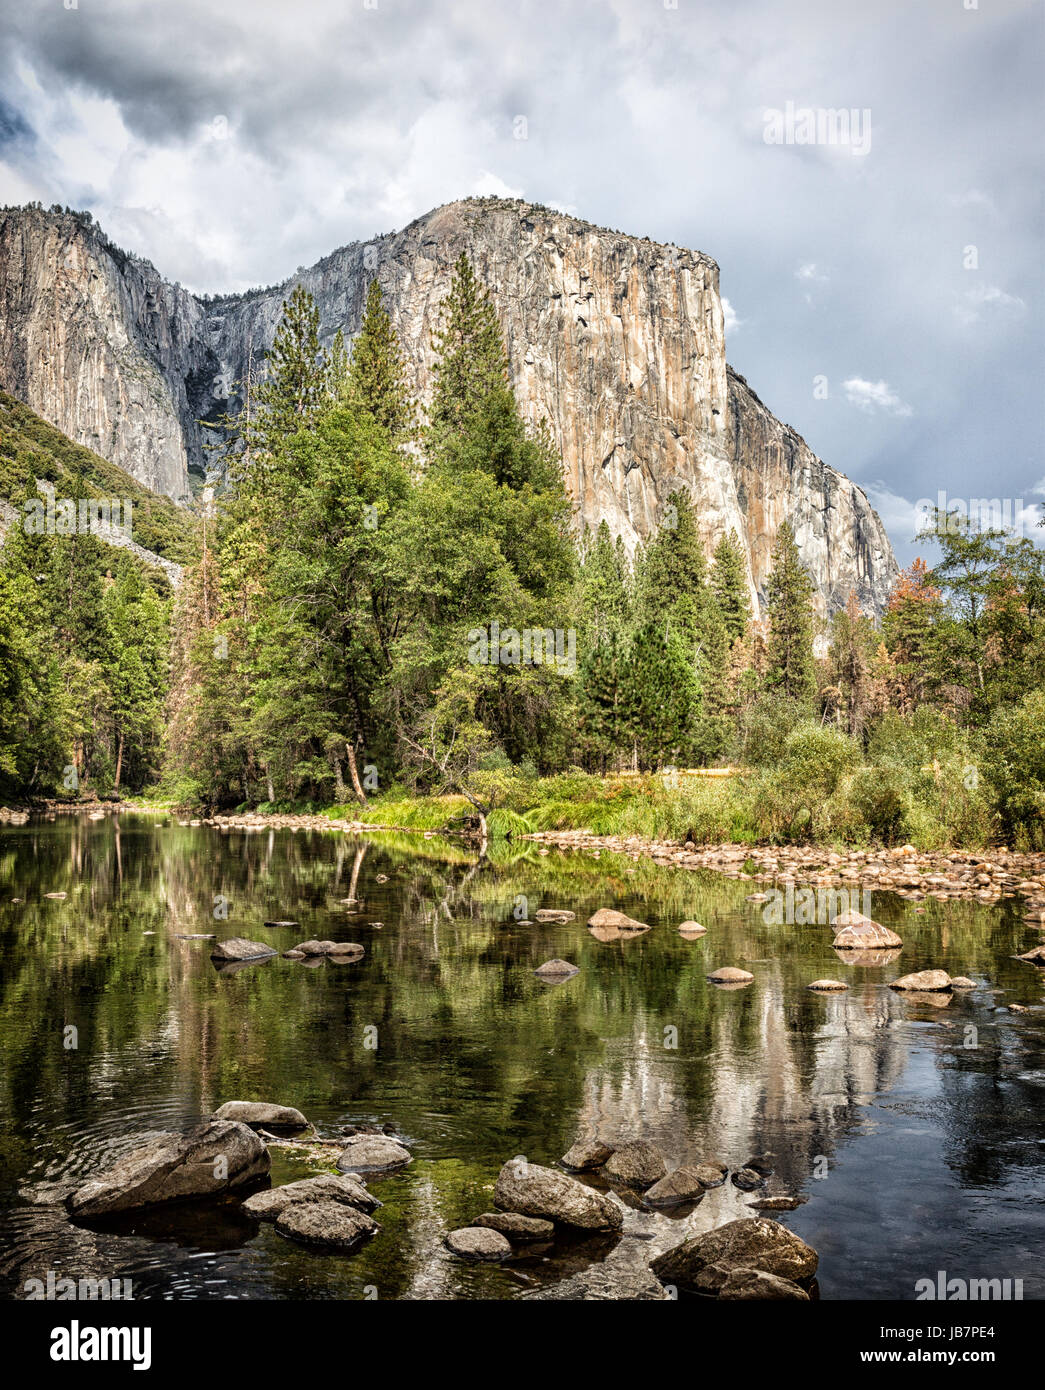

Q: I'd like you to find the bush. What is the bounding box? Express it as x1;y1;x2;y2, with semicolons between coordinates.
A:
981;691;1045;848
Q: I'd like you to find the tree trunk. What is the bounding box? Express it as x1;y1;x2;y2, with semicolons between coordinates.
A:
345;741;368;806
266;772;275;803
114;733;124;792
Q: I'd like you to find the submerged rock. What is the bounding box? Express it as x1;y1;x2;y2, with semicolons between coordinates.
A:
522;1265;669;1300
336;1135;412;1175
290;939;365;958
535;909;576;923
748;1195;808;1212
533;958;580;979
889;970;951;991
644;1166;708;1208
587;908;649;933
473;1211;555;1242
651;1217;819;1294
209;938;278;962
242;1173;379;1220
494;1159;622;1231
445;1226;512;1261
807;979;847;992
707;966;754;985
66;1119;270;1217
949;976;978;989
602;1141;667;1189
213;1101;308;1132
561;1137;615;1171
274;1198;379;1252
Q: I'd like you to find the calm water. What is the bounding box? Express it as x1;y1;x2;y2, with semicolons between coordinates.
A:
1;813;1043;1301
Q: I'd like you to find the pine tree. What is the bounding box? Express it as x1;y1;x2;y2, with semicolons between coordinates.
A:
347;279;415;443
764;520;816;704
711;529;750;643
251;284;328;452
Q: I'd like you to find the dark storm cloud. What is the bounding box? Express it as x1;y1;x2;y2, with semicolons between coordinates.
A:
0;0;1040;559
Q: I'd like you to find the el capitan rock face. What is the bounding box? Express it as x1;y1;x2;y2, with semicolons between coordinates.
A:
0;198;897;613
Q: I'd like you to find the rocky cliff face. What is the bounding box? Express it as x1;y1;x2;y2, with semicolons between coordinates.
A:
0;199;897;613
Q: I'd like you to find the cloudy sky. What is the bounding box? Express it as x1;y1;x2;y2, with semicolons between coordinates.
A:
1;0;1041;564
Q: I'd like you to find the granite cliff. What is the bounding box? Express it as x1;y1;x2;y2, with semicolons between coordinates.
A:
0;199;897;613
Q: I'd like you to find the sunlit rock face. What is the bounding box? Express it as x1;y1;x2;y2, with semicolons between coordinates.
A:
0;199;897;613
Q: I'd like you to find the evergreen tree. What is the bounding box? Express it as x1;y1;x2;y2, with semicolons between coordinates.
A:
347;279;415;443
764;520;816;704
711;529;750;643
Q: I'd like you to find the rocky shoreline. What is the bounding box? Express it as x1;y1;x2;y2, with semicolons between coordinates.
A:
5;803;1045;917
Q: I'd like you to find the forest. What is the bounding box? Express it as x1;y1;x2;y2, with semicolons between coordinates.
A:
1;258;1043;849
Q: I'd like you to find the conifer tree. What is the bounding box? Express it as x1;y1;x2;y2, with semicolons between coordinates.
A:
711;529;750;643
764;520;816;704
347;279;415;443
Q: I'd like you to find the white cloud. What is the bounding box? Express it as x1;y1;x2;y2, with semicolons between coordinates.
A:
843;377;913;418
795;262;827;283
953;282;1027;326
721;296;741;336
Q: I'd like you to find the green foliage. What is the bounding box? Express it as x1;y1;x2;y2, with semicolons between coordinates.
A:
765;520;816;705
981;691;1045;847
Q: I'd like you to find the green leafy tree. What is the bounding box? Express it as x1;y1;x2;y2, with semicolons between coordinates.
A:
765;520;816;704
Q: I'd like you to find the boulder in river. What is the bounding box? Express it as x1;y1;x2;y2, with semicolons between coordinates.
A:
807;979;848;992
522;1265;669;1300
274;1198;379;1252
533;958;580;979
731;1167;766;1191
692;1161;729;1189
889;970;951;991
707;966;754;985
473;1211;554;1242
242;1173;379;1220
445;1226;512;1261
949;976;978;989
748;1195;808;1211
718;1267;810;1300
678;921;707;937
336;1134;412;1175
535;909;576;923
602;1140;667;1189
644;1165;708;1208
1016;945;1045;966
560;1136;615;1171
209;938;278;962
494;1158;622;1231
290;939;365;959
213;1101;308;1132
66;1119;270;1218
651;1217;819;1294
832;919;903;950
587;908;649;933
263;919;299;928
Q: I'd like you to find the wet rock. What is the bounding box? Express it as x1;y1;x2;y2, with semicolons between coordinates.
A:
748;1196;808;1211
644;1165;708;1208
950;976;978;989
494;1159;622;1231
522;1265;669;1300
336;1134;412;1175
274;1199;379;1252
693;1162;729;1189
807;979;847;991
473;1211;555;1242
561;1137;615;1171
282;950;306;959
707;966;754;985
213;1101;308;1132
889;970;951;991
263;919;299;928
66;1119;270;1217
602;1141;667;1189
903;991;953;1008
832;920;903;950
678;921;707;937
209;938;278;962
745;893;769;903
242;1173;379;1220
535;909;576;922
19;1180;79;1206
1017;945;1045;966
651;1217;819;1293
445;1226;512;1261
290;939;365;958
534;958;580;979
587;908;649;933
731;1167;766;1191
719;1267;810;1300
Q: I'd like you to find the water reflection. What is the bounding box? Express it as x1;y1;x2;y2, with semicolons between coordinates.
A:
0;813;1042;1300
